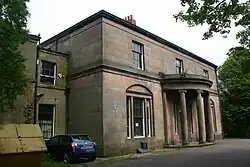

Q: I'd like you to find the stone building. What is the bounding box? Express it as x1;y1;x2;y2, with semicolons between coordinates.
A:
0;35;68;139
40;10;222;156
1;10;222;157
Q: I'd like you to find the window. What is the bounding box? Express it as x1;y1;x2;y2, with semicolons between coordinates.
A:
58;136;71;143
38;104;55;139
47;136;60;144
133;97;144;137
40;60;56;85
174;101;180;134
127;97;153;138
132;41;144;70
176;59;183;74
203;69;209;78
126;85;154;138
71;135;93;141
211;100;217;131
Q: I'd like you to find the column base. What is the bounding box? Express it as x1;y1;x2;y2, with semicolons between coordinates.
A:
182;142;189;146
164;142;215;148
199;141;206;144
207;139;215;143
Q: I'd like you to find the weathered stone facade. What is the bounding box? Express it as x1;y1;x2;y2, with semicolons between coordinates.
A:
0;35;68;140
36;10;222;157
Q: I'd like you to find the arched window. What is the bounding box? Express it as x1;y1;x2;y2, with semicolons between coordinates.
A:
210;100;217;132
126;85;154;138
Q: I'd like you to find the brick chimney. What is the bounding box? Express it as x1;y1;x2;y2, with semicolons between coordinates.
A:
124;15;136;25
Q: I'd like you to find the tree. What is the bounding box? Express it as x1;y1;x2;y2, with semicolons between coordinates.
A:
174;0;250;48
0;0;30;112
218;47;250;137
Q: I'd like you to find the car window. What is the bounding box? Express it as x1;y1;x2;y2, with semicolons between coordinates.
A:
58;136;71;143
47;136;60;144
71;135;92;141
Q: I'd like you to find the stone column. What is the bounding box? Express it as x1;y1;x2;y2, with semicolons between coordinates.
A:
179;90;189;145
197;90;206;143
162;92;170;144
205;91;214;142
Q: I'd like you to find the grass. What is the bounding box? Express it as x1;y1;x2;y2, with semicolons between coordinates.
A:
41;154;78;167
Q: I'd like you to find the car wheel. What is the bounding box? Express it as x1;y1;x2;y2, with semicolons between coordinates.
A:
63;152;72;164
88;156;96;161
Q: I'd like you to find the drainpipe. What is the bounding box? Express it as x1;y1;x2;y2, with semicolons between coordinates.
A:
33;36;41;124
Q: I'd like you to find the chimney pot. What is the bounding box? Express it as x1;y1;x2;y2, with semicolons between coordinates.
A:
124;15;136;25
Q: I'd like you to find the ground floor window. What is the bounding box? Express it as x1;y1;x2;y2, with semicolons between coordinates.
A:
38;104;55;139
126;96;153;138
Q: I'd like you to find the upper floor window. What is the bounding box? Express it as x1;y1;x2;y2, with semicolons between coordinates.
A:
40;60;56;85
203;69;209;78
176;58;183;74
132;41;144;70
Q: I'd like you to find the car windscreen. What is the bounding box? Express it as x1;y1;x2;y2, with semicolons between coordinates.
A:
71;135;92;141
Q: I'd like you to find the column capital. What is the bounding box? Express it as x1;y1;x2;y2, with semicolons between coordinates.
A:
197;89;203;94
179;90;187;94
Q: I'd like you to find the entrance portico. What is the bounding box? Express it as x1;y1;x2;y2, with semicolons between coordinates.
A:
160;74;215;145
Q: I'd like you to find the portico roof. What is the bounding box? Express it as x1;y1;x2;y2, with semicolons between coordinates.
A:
160;74;213;91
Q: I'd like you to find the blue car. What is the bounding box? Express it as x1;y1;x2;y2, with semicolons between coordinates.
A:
45;134;97;163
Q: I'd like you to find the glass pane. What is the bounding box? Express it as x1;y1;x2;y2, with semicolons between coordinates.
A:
132;42;142;53
59;136;70;143
49;69;54;76
44;69;50;76
133;98;143;116
132;42;136;51
132;52;139;60
134;117;143;136
41;61;55;76
132;59;140;68
176;67;181;74
71;135;92;141
49;136;59;144
176;60;180;67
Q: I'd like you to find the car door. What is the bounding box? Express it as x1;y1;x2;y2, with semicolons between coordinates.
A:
57;135;72;156
46;136;60;158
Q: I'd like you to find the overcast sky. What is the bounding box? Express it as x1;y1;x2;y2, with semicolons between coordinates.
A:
27;0;240;66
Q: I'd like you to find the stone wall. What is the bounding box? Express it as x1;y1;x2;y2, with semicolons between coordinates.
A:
67;72;103;156
102;71;165;156
102;18;218;92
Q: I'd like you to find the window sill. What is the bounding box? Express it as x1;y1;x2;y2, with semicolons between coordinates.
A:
127;136;153;139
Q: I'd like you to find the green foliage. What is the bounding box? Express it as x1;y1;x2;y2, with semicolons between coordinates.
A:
218;47;250;137
175;0;250;48
0;0;30;112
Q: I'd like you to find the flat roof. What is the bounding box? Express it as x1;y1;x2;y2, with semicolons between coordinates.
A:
41;10;217;68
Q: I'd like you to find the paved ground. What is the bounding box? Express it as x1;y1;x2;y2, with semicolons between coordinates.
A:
104;139;250;167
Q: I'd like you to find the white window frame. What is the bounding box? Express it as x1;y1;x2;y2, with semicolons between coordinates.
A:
132;41;144;70
176;58;184;74
146;99;151;137
40;60;56;85
126;96;153;139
